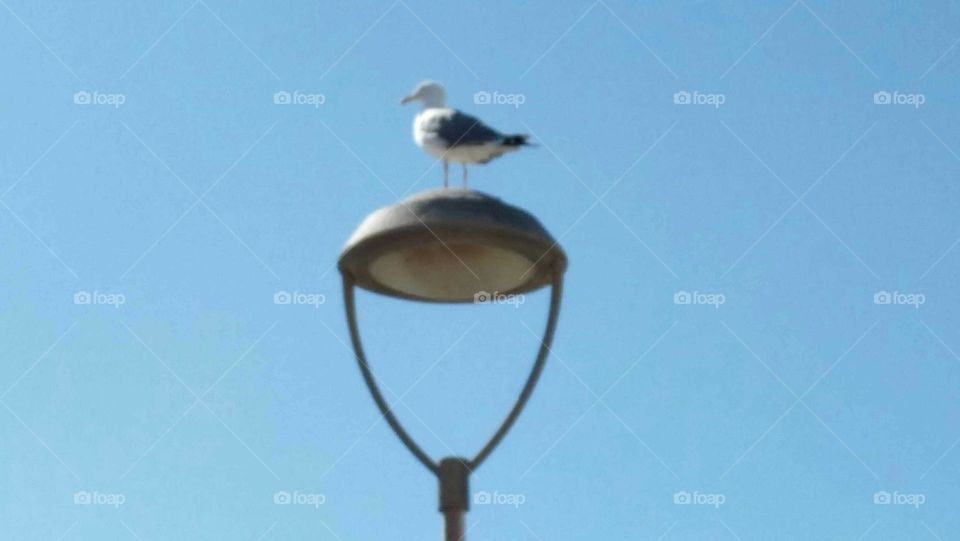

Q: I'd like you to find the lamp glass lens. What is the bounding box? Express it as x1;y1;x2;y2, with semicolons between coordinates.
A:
368;241;533;301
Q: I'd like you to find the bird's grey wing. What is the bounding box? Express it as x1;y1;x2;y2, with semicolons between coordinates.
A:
424;110;503;148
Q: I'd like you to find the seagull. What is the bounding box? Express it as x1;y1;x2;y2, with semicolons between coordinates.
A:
401;81;530;188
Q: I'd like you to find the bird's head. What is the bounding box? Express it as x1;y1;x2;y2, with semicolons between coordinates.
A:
401;81;446;108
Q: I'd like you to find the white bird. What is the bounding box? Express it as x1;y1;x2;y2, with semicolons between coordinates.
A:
401;81;530;189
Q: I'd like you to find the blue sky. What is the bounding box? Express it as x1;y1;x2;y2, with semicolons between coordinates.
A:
1;0;959;539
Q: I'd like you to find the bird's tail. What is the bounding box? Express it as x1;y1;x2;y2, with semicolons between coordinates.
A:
502;134;533;147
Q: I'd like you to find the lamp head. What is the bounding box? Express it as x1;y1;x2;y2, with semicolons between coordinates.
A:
339;189;566;303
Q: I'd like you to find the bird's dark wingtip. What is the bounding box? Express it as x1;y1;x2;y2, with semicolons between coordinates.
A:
502;134;534;147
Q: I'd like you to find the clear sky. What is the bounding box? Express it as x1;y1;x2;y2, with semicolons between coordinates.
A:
1;0;959;539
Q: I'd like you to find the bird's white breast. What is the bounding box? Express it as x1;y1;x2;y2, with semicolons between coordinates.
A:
413;108;451;160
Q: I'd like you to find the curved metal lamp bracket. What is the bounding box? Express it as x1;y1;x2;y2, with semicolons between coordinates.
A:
342;264;564;477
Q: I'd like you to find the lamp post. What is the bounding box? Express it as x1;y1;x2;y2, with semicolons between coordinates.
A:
338;188;566;540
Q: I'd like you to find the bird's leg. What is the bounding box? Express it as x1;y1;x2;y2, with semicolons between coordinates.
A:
461;165;468;189
443;160;449;188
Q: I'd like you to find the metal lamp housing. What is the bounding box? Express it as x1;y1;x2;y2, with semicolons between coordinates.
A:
338;189;566;302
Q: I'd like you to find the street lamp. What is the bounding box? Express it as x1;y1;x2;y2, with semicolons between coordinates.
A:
338;188;567;540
